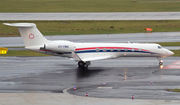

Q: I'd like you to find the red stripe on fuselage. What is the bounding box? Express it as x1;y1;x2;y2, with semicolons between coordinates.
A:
75;47;149;52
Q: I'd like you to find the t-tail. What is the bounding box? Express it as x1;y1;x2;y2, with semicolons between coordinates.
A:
3;23;48;47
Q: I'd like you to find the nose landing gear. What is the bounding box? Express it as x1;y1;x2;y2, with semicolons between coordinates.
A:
159;60;163;65
157;57;163;65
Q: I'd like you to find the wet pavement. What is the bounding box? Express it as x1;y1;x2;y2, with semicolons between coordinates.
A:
0;56;180;100
1;12;180;20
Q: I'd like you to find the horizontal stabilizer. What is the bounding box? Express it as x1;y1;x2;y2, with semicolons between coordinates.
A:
3;23;35;27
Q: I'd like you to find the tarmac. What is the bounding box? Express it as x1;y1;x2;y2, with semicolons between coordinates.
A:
1;12;180;20
1;93;180;105
0;56;180;105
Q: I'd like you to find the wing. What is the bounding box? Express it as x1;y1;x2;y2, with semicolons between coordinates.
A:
82;56;114;62
71;51;114;62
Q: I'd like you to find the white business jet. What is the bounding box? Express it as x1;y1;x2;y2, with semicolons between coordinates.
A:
4;23;174;68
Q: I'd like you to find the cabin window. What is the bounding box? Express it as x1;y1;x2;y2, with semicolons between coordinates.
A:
124;48;128;52
117;48;121;52
103;48;107;52
110;48;114;52
96;48;99;52
131;48;134;52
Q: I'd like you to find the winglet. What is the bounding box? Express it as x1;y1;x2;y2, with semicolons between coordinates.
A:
71;51;82;62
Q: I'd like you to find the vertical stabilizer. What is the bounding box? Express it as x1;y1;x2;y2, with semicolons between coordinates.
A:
3;23;47;47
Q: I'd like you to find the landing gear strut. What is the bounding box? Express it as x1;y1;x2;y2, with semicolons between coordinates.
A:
157;57;163;65
78;61;90;68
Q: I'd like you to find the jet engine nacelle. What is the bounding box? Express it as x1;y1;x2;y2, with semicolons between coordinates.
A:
44;41;75;53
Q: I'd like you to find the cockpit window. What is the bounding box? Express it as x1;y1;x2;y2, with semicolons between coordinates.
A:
158;46;162;49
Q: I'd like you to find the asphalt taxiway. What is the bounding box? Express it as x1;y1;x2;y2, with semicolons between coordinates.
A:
0;56;180;104
0;57;180;98
1;12;180;20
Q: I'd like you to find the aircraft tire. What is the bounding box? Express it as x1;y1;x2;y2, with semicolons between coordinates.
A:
159;62;163;65
78;61;84;66
84;64;88;68
78;61;84;68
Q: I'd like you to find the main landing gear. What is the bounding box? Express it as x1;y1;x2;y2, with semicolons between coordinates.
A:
78;61;91;68
157;57;163;65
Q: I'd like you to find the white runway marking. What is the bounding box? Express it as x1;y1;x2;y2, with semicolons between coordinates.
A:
97;87;113;89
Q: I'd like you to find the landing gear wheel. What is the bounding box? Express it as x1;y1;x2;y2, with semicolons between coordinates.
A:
78;61;84;67
157;57;163;66
78;61;90;68
159;62;163;65
84;64;88;68
159;60;163;65
78;61;87;68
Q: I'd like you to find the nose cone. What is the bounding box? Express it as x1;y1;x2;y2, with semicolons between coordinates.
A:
167;50;174;56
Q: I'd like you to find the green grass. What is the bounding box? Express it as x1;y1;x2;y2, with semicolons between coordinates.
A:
171;50;180;57
2;20;180;37
7;46;24;48
0;49;179;57
157;42;180;46
0;50;51;57
1;0;180;12
167;89;180;92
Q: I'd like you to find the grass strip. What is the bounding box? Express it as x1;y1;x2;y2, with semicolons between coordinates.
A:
167;89;180;92
0;50;51;57
1;0;180;12
0;50;179;57
171;50;180;57
7;46;25;48
1;20;180;37
157;42;180;46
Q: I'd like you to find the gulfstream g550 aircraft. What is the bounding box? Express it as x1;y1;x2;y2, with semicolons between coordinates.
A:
4;23;174;68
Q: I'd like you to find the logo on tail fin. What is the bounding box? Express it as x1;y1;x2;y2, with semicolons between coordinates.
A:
29;33;34;39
